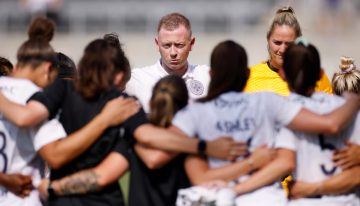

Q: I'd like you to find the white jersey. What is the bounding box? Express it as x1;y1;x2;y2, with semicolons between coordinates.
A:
125;60;210;112
173;91;302;206
275;92;360;206
0;77;66;206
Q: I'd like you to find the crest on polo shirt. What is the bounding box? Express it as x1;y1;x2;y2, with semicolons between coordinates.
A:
184;77;204;96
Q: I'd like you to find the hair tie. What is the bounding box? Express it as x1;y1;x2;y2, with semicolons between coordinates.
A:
341;63;356;74
279;5;294;13
295;36;309;47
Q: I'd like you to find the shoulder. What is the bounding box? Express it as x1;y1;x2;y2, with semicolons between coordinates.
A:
292;92;344;114
190;64;210;73
0;77;40;103
0;77;39;90
250;61;268;71
250;91;281;100
130;63;164;84
132;62;159;76
313;92;345;107
189;64;210;83
192;64;210;70
315;71;333;94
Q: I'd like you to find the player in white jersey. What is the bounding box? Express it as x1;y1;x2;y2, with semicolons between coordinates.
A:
0;37;140;206
173;40;360;206
0;78;65;206
0;37;66;206
275;40;360;206
125;13;210;112
285;55;360;202
0;38;245;206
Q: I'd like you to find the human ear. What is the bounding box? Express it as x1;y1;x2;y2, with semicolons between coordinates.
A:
113;72;125;90
155;37;159;46
190;37;195;51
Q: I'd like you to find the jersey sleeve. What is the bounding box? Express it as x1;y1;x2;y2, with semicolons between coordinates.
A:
112;134;131;161
172;105;198;137
124;75;137;96
32;119;66;151
122;108;149;136
29;78;67;119
274;127;298;151
266;93;302;126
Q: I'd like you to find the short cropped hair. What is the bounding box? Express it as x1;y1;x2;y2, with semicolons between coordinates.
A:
157;13;192;37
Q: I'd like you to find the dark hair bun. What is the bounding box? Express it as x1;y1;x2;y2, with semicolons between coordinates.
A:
28;17;56;42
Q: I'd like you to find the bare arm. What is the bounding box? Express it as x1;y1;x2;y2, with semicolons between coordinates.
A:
290;166;360;199
134;144;178;169
134;124;245;160
234;149;295;195
38;152;129;199
133;126;187;169
0;91;48;127
288;93;360;134
39;97;140;169
185;147;274;185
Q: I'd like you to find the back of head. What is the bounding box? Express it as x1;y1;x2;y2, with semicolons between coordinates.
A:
332;57;360;95
28;16;56;42
17;38;56;70
201;40;248;102
267;6;302;40
0;57;13;76
56;52;77;80
149;75;189;128
283;39;321;96
157;13;192;37
75;39;115;99
103;33;131;89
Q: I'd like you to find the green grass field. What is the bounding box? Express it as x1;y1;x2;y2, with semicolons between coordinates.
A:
119;171;130;206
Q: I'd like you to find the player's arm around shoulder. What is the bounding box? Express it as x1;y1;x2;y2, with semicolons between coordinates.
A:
289;166;360;199
39;151;129;199
39;96;140;169
233;148;295;195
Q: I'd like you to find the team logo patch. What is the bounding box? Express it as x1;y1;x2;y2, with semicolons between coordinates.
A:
187;79;204;96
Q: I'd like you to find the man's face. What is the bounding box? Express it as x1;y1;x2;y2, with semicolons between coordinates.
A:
156;25;195;74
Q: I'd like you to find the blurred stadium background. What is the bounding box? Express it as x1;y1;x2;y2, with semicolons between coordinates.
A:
0;0;359;204
0;0;359;77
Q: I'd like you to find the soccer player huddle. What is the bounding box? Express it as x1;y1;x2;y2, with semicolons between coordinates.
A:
0;5;360;206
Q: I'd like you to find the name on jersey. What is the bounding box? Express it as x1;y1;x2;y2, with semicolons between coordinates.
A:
216;118;255;133
214;97;248;109
0;86;14;95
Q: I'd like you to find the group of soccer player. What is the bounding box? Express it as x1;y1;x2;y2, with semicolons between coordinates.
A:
0;4;360;206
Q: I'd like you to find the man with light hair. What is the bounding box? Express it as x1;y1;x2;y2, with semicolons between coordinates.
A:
125;13;211;206
126;12;210;112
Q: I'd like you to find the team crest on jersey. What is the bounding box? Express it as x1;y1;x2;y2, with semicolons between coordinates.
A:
187;79;204;96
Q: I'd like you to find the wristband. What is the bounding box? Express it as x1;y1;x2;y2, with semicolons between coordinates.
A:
47;181;56;200
197;139;207;155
